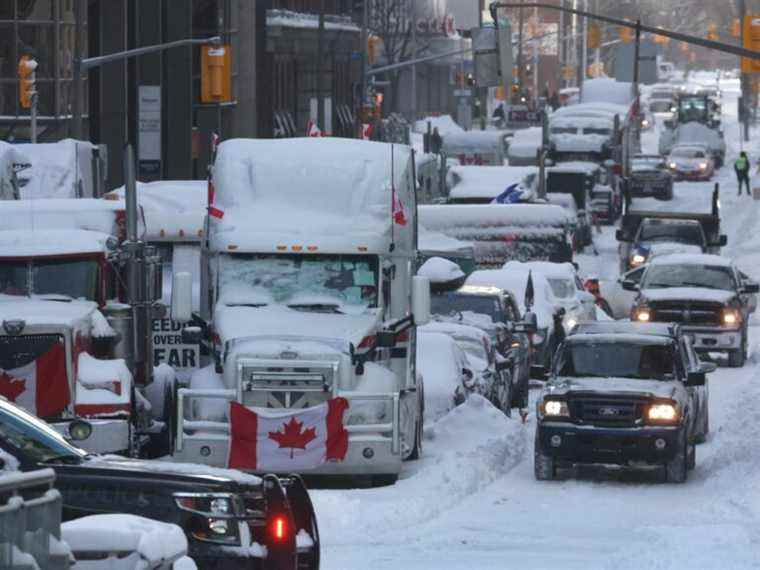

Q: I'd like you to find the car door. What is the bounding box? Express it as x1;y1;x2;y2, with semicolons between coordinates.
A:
602;265;647;319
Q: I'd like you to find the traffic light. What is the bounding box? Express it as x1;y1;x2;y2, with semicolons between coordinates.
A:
707;23;718;42
619;26;633;44
587;23;601;50
367;35;382;65
18;56;37;109
201;45;231;104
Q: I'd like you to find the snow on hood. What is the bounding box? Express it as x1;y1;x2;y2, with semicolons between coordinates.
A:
0;198;121;235
90;455;262;485
503;260;576;282
0;296;111;334
418;257;465;284
649;253;732;267
446;165;537;200
214;304;380;348
674;122;725;151
419;204;571;231
642;242;703;258
579;78;634;106
545;376;680;400
507;127;542;158
0;229;113;256
14;139;99;199
640;287;736;304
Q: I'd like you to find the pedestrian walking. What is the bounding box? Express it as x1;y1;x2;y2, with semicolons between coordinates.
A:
735;151;751;196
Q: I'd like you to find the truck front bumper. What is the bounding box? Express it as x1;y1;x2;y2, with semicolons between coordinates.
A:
51;419;130;454
682;326;743;352
537;422;683;466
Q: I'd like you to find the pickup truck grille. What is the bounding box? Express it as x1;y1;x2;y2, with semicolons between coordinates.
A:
650;300;723;326
568;396;647;426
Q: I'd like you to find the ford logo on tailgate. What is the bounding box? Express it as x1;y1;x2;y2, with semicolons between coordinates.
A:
599;407;620;417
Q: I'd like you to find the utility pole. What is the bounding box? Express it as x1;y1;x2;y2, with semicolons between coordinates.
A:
317;0;326;133
411;0;417;122
739;0;750;143
518;0;525;95
360;0;369;123
72;0;84;139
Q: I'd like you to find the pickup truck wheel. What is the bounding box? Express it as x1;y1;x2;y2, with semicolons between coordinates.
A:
665;432;688;483
372;474;398;486
728;348;745;368
687;442;696;471
695;406;709;444
534;449;557;481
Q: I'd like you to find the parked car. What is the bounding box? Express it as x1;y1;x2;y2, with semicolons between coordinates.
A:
0;397;320;570
626;253;759;367
430;284;531;407
535;322;710;483
628;154;674;200
666;144;715;181
421;321;514;415
416;331;473;421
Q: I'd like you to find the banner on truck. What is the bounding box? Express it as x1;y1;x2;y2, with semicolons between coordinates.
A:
152;319;199;371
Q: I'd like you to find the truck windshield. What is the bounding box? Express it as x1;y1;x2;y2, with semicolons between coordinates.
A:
218;253;379;313
431;293;504;323
557;342;675;380
0;399;87;464
642;264;735;290
639;222;704;245
0;259;99;301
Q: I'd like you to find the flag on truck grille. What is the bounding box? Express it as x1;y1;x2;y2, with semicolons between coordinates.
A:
0;341;69;417
228;398;349;472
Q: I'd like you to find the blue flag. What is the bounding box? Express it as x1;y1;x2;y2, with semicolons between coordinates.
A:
491;183;523;204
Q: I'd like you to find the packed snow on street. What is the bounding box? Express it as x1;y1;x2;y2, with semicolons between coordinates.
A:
313;74;760;570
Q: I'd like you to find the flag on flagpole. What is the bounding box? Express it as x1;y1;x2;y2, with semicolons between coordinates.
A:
0;341;69;418
525;270;535;309
361;123;374;140
392;185;408;226
228;399;349;472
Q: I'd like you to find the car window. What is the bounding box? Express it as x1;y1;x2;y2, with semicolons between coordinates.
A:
624;265;647;285
642;264;735;291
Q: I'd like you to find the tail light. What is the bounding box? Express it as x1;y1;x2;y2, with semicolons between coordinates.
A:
270;515;288;542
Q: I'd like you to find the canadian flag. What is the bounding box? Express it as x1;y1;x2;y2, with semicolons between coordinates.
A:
361;123;374;140
306;119;323;137
207;177;224;220
228;399;349;472
392;185;408;226
0;342;69;418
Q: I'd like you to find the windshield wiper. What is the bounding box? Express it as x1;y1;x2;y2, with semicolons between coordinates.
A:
39;453;83;465
682;282;720;289
226;302;268;308
287;303;344;314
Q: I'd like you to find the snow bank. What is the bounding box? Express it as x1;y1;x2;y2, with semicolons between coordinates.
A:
418;257;465;284
62;514;187;563
416;331;463;421
311;395;526;545
446;165;537;200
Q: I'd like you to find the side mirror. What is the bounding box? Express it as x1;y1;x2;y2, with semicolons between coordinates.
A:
530;365;549;380
171;271;193;324
699;362;717;374
615;229;627;242
181;326;203;345
686;371;706;387
518;311;538;334
715;235;728;247
743;282;760;294
496;360;510;372
621;279;639;292
412;276;431;326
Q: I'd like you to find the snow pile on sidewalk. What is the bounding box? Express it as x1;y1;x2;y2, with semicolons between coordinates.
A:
312;395;526;544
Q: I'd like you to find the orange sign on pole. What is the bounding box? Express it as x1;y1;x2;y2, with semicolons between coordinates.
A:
742;16;760;74
201;45;232;103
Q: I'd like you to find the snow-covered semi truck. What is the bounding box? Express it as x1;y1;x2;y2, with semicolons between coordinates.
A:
0;167;171;456
172;138;430;482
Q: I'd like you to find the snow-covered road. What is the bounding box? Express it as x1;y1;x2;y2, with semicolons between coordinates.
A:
315;76;760;569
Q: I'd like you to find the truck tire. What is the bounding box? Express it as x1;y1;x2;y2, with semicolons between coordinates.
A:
695;406;709;444
665;431;688;483
372;474;399;486
534;433;557;481
728;335;747;368
407;417;423;460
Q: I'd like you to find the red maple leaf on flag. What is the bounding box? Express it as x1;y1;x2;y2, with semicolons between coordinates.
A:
268;417;318;459
0;371;26;402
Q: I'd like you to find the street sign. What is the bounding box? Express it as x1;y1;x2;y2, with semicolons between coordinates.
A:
743;16;760;73
472;26;501;87
138;85;161;178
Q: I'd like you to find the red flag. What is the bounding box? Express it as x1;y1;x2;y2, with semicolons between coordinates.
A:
306;119;323;137
361;123;374;140
392;186;408;226
228;398;349;472
207;174;224;219
0;341;69;418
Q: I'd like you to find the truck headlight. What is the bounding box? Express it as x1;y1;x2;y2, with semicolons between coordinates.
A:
669;162;677;169
699;162;708;170
630;253;647;266
175;493;239;544
542;399;569;418
723;309;740;326
634;307;651;322
647;403;679;423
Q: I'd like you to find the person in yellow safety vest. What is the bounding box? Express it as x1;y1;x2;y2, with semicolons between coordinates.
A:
735;151;751;196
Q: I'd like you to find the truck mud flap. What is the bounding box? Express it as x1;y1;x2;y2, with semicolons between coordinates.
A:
283;474;320;570
261;474;299;570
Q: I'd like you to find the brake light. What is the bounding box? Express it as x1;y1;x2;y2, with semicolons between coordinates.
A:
271;515;288;541
357;335;376;349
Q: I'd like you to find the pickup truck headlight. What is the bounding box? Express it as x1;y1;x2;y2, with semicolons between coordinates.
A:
634;307;651;322
669;161;677;169
630;253;647;266
723;308;741;326
699;162;708;170
647;403;679;423
174;493;240;544
541;399;570;418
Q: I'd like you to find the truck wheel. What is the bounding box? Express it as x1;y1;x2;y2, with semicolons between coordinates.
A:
372;474;398;486
687;442;696;471
407;417;423;460
665;432;688;483
534;433;556;481
728;348;745;368
695;407;709;444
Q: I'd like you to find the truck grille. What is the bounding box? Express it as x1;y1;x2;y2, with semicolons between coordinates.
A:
0;334;64;370
240;364;335;409
650;301;723;326
568;396;647;426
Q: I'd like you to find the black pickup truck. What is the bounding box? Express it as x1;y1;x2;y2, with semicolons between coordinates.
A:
535;321;710;483
0;397;319;570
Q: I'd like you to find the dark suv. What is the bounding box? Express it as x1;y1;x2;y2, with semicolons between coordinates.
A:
0;397;319;569
431;285;531;408
535;322;710;483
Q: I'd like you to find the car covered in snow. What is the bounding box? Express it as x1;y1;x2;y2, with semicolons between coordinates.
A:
535;323;710;483
444;165;537;205
416;331;473;421
647;97;676;121
503;261;597;333
628;154;674;200
465;269;564;377
659;122;725;167
666;144;715;181
626;254;759;367
0;396;320;569
421;321;514;415
429;284;531;408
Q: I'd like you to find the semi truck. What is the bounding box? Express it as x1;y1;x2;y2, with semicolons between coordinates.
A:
171;138;430;483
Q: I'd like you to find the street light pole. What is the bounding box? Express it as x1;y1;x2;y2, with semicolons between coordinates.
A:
317;0;325;133
411;0;417;123
72;0;84;139
739;0;750;143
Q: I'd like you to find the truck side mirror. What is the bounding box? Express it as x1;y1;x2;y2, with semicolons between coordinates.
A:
718;235;728;247
516;311;538;334
171;271;193;324
686;371;706;387
621;279;639;292
412;276;431;326
615;229;626;242
743;282;760;294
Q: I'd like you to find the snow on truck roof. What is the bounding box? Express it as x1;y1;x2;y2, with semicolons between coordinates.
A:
106;180;206;242
212;138;414;254
0;296;108;332
419;204;571;231
0;229;113;256
446;165;537;200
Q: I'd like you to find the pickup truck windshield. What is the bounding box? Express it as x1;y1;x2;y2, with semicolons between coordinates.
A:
639;222;704;245
642;264;735;290
557;342;675;380
0;400;87;464
431;293;504;323
218;253;379;312
0;259;99;301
